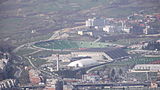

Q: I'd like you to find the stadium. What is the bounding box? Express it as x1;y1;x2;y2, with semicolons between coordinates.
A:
34;40;115;50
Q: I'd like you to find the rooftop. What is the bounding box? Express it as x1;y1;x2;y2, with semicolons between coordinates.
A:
73;47;129;60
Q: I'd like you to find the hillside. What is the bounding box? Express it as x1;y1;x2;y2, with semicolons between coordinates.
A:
0;0;160;46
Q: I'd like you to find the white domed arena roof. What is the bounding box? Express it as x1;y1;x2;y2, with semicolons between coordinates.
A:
68;59;99;68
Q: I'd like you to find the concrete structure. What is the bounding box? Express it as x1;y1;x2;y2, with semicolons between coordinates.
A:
143;25;158;34
56;54;59;71
78;30;93;36
83;74;100;82
77;30;106;37
156;39;160;43
103;25;115;33
122;27;131;33
86;17;106;29
63;85;73;90
0;58;9;81
71;48;129;62
103;25;122;34
70;56;91;62
68;59;99;68
157;71;160;80
143;26;151;34
131;64;160;72
44;79;63;90
150;81;158;88
0;79;17;89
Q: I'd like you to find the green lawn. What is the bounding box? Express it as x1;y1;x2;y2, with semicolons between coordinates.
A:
34;40;112;50
32;58;47;67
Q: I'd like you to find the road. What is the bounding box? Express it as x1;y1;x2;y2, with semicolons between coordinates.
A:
13;55;23;78
94;35;102;42
11;24;93;79
48;25;85;40
23;49;42;56
14;66;22;78
23;56;36;68
73;83;149;88
23;54;59;78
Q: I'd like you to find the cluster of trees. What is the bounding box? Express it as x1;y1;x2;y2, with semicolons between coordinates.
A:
0;42;18;80
0;42;15;53
149;19;160;30
142;41;160;51
18;69;30;85
109;68;123;82
130;24;144;34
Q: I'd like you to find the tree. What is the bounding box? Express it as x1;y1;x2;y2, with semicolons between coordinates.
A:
118;68;123;76
18;69;30;85
110;68;116;81
0;42;14;53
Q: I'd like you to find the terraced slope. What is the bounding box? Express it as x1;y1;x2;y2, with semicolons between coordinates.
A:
0;0;159;46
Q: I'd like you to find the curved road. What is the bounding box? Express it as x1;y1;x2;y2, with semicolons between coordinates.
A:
14;66;22;78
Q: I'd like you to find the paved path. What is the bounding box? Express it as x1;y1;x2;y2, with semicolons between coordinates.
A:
94;35;102;42
23;56;36;68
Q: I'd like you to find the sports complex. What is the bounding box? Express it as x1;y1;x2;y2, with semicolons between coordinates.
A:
34;40;115;50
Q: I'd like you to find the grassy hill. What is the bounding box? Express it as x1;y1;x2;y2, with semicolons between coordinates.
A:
0;0;159;46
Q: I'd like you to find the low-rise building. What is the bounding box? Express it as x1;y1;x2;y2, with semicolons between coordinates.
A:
77;29;106;37
103;25;122;34
122;27;132;33
130;64;160;72
44;79;63;90
103;25;115;33
83;73;100;82
143;26;158;34
86;17;106;29
78;30;93;36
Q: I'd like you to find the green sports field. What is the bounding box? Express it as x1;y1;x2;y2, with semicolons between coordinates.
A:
34;40;112;50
